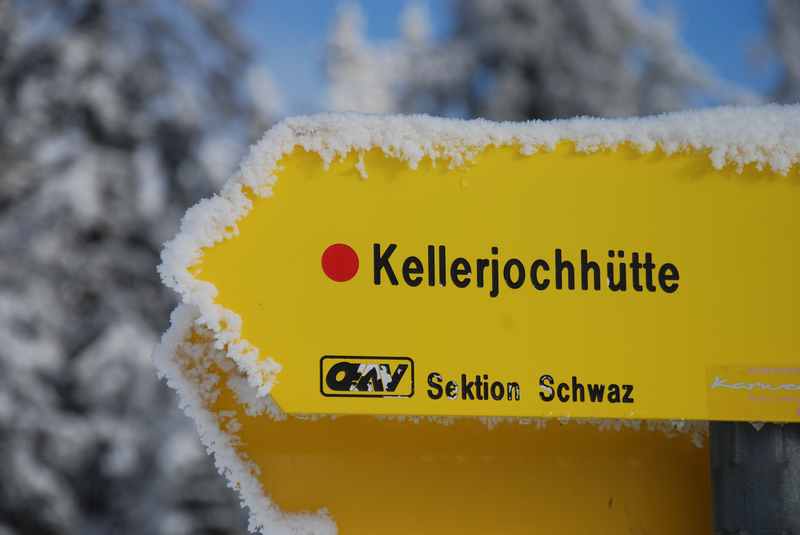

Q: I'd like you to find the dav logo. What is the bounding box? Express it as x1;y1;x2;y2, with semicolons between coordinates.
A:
320;356;414;398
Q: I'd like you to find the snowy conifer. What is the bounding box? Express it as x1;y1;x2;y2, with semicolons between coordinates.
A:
768;0;800;103
0;1;278;533
326;0;752;119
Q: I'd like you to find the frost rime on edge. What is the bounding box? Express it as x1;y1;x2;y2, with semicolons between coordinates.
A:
158;105;800;404
153;305;336;535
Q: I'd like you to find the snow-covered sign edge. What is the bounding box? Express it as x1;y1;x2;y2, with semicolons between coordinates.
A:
153;304;337;535
158;106;800;403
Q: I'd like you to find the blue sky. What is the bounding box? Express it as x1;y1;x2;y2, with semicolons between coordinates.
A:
242;0;779;116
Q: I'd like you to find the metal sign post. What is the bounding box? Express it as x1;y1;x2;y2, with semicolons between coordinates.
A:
710;422;800;533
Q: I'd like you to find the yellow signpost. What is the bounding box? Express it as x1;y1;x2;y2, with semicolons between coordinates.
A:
156;108;800;534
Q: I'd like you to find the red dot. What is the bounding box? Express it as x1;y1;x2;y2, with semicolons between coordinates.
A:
321;243;359;282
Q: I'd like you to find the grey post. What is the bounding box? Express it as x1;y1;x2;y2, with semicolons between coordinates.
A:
710;422;800;534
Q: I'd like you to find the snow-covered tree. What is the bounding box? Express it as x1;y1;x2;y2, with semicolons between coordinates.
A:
326;3;396;113
768;0;800;103
450;0;723;119
326;2;468;115
326;0;752;120
0;1;279;533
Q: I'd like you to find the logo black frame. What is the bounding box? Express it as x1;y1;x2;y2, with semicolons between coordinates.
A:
319;355;415;398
